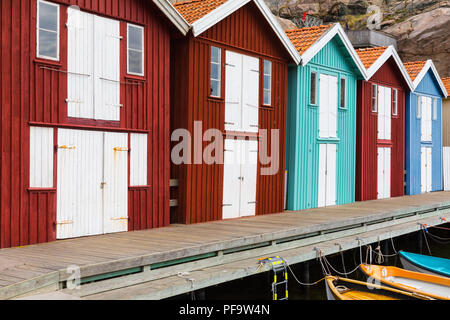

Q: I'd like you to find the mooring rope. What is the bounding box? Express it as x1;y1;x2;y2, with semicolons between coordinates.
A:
421;226;432;255
277;256;325;287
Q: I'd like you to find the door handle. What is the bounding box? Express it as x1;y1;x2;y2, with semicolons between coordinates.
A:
100;182;107;189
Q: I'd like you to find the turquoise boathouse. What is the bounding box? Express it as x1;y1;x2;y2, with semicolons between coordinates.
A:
285;23;367;210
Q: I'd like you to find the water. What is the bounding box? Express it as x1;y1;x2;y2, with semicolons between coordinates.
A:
169;223;450;300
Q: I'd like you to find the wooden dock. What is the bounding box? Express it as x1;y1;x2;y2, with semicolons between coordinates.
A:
1;191;450;300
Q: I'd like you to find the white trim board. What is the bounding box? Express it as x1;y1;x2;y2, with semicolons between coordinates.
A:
365;46;414;92
411;59;448;97
189;0;301;65
152;0;190;35
300;23;367;80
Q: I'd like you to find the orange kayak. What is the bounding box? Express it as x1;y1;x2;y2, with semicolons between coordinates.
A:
360;264;450;300
325;275;434;300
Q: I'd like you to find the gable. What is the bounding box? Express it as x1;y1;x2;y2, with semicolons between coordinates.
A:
415;69;445;97
198;1;291;60
371;57;410;89
309;35;363;77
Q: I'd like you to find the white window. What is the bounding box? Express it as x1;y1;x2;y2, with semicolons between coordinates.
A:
127;24;144;76
263;60;272;106
37;0;59;60
340;77;346;109
392;89;398;116
210;46;221;97
310;71;317;105
371;84;377;112
433;98;437;120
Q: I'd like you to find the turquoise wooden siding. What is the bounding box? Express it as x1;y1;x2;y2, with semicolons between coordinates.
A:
286;36;362;210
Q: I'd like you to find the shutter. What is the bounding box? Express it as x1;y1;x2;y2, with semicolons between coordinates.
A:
222;138;241;219
30;126;54;188
67;8;94;119
103;132;128;234
326;143;337;206
319;74;329;138
385;87;391;140
242;55;260;133
377;86;385;140
57;129;104;239
385;148;391;198
329;76;338;138
94;16;121;121
239;139;258;217
130;133;148;186
317;143;327;207
225;51;243;132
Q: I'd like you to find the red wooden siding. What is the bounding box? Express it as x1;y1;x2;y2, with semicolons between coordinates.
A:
171;2;289;224
0;0;172;248
355;57;407;201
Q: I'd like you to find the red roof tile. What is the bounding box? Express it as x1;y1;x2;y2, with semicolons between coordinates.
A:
355;46;388;69
173;0;227;24
285;25;333;56
403;60;427;81
442;77;450;94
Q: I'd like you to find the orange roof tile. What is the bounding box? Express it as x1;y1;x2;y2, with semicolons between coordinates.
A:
442;77;450;94
173;0;227;24
355;46;388;69
285;24;333;56
403;60;427;81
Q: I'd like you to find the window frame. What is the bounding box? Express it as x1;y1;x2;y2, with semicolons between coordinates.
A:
209;46;222;98
371;84;378;113
310;71;318;106
262;60;272;106
127;23;145;77
36;0;60;61
392;88;398;116
339;77;347;109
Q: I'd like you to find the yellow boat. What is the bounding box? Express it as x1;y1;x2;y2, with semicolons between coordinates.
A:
325;276;434;300
360;264;450;300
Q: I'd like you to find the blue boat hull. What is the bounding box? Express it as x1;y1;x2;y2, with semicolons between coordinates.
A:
399;251;450;278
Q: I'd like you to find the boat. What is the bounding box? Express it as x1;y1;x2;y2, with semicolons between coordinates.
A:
325;275;434;300
399;251;450;278
360;264;450;300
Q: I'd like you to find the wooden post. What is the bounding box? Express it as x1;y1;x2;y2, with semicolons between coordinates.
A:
304;261;310;299
418;230;423;254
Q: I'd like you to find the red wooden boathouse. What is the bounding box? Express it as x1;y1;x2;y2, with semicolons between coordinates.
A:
170;0;300;224
0;0;189;248
355;46;414;201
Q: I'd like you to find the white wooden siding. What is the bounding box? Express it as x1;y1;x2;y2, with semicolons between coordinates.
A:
421;147;432;193
29;126;54;188
103;132;128;234
67;8;94;119
94;15;121;121
130;133;148;186
57;129;128;239
443;147;450;191
225;51;243;132
377;147;391;199
318;143;336;207
319;74;338;138
57;129;104;239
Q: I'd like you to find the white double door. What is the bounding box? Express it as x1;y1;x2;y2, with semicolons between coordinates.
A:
318;143;336;207
421;147;432;193
222;139;258;219
57;129;128;239
318;74;337;138
377;147;391;199
224;51;259;133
